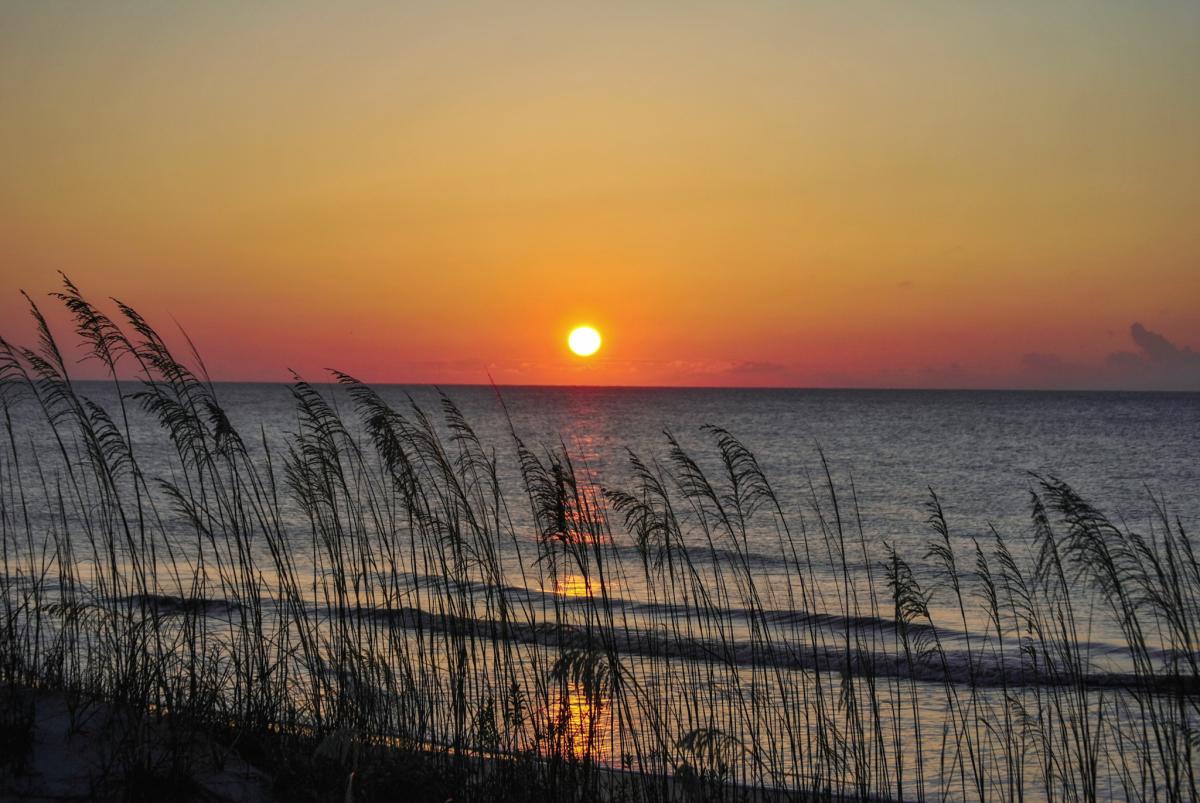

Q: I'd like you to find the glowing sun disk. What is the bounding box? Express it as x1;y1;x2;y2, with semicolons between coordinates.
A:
568;326;602;357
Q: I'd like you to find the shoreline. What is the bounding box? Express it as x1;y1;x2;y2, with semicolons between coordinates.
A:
2;683;902;802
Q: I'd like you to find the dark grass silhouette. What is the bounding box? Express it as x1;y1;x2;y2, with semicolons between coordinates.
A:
0;276;1196;801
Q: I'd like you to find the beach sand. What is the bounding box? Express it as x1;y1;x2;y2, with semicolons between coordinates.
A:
1;686;274;802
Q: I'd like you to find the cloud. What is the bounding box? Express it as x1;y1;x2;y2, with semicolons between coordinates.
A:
919;362;969;383
1019;352;1095;387
1130;322;1195;363
720;360;788;376
1021;352;1066;372
652;359;795;386
1101;323;1200;390
804;362;978;390
1019;323;1200;391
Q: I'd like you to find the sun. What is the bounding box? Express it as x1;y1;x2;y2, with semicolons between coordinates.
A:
568;326;602;357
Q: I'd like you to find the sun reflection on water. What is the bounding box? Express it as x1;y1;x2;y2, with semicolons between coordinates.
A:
554;573;594;598
547;680;611;761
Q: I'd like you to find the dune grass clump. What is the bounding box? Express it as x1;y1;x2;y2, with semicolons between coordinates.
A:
0;276;1196;801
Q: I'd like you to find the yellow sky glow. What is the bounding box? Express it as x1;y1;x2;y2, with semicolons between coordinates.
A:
1;2;1197;388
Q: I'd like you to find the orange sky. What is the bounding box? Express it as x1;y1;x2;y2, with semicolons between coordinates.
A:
2;3;1198;389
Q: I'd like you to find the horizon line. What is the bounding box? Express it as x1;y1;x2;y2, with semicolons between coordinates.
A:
51;378;1200;395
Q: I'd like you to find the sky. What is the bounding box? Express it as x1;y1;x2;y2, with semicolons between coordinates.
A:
2;2;1198;389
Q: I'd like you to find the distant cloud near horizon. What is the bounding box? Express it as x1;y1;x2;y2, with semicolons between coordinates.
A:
720;360;788;376
1022;323;1200;391
655;360;791;384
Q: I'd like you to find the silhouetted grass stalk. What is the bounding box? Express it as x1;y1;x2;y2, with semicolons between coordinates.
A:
0;276;1196;802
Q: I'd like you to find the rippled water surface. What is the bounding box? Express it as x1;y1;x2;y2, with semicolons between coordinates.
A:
4;382;1198;799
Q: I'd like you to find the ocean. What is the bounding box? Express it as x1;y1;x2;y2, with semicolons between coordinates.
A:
3;381;1198;799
